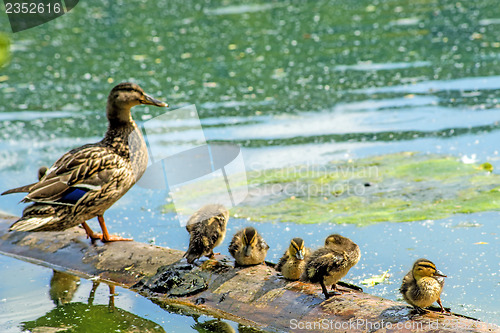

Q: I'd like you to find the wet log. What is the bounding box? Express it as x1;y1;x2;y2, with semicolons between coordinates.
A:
0;214;497;333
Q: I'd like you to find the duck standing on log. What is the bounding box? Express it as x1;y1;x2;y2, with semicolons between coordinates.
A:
302;234;360;299
2;83;167;242
400;258;448;314
276;237;311;280
229;226;269;266
184;204;229;264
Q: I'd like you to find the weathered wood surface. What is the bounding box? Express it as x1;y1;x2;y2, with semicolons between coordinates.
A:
0;214;498;333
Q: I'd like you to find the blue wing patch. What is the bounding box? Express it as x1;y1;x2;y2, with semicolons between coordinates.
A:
58;188;88;204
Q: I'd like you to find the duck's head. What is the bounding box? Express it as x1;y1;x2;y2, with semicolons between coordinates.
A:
412;258;447;281
107;82;167;124
324;234;350;247
38;166;48;180
242;227;258;257
288;238;306;260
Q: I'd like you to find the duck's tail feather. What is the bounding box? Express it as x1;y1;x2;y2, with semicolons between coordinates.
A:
1;183;37;196
9;216;55;232
9;203;58;232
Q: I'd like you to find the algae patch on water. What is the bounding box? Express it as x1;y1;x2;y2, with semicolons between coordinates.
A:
164;152;500;225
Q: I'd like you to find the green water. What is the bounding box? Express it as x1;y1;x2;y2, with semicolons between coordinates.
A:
1;0;500;331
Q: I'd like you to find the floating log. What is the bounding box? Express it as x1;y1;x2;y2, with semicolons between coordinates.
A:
0;214;497;333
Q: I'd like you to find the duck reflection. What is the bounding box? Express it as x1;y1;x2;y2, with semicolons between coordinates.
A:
22;270;165;332
49;270;80;306
192;316;236;333
191;315;267;333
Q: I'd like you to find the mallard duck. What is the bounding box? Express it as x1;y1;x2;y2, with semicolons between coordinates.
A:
276;238;311;280
1;83;167;242
400;258;447;314
302;234;360;299
183;204;229;264
228;227;269;266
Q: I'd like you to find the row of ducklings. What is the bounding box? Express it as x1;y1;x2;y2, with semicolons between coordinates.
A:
182;204;447;314
183;204;269;266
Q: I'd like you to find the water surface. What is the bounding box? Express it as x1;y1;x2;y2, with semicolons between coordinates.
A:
1;0;499;330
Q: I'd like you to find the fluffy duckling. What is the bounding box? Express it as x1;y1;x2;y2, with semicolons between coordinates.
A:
37;166;48;180
184;204;229;264
276;238;311;280
229;227;269;266
400;258;447;314
302;234;360;299
2;83;167;242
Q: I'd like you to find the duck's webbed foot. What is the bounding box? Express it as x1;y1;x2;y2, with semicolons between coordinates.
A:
97;216;133;242
413;306;428;315
330;283;343;295
81;218;133;243
320;281;341;299
437;298;450;314
82;222;103;242
333;283;354;293
207;251;220;259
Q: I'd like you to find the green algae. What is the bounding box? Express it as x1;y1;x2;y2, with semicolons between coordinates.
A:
0;33;9;68
164;152;500;226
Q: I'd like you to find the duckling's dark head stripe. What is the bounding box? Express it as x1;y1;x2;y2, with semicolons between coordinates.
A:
414;258;436;270
243;227;256;243
291;238;304;251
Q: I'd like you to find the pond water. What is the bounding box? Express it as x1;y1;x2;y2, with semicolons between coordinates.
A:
1;0;500;331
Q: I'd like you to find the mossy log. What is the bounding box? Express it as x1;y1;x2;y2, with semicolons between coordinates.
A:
0;214;497;333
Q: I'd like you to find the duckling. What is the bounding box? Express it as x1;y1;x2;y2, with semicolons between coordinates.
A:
302;234;360;299
183;204;229;264
400;258;447;314
2;83;167;242
229;227;269;266
37;166;48;180
276;238;311;280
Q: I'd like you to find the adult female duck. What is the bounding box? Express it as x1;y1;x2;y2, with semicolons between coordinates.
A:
2;83;167;242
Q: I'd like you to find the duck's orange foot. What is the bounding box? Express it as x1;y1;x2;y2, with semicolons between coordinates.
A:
81;221;133;243
207;251;221;259
87;231;133;242
100;234;133;242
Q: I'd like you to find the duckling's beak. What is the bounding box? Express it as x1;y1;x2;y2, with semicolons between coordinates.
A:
434;269;447;277
141;93;168;107
244;245;252;257
295;250;305;260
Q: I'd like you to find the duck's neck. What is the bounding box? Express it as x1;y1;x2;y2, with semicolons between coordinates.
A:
106;102;134;126
103;104;138;146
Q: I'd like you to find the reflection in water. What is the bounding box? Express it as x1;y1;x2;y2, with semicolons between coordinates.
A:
191;315;266;333
1;0;500;328
23;270;166;332
27;270;267;332
49;270;80;306
192;317;236;333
